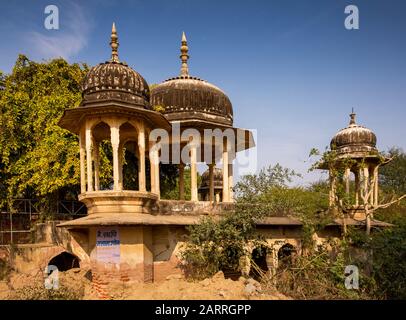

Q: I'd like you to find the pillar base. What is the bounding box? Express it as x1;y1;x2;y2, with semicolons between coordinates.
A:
79;191;158;215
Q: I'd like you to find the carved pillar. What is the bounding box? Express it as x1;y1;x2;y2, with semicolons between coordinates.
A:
118;143;124;190
93;139;100;191
374;166;379;206
369;167;375;206
208;163;215;202
190;144;198;201
354;170;360;206
79;129;86;193
363;167;369;205
150;147;156;194
344;167;351;196
228;162;234;202
329;171;336;207
85;122;93;192
149;144;160;198
179;163;185;200
110;122;120;191
154;149;160;199
138;125;146;192
222;142;229;203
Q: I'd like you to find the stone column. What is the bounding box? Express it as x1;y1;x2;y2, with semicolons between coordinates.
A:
150;148;156;194
138;126;146;192
179;163;185;200
85;122;93;192
328;172;335;207
363;167;369;205
190;144;198;201
344;167;351;196
354;170;360;206
228;162;234;202
93;139;100;191
79;130;86;193
118;143;124;190
154;149;160;199
118;144;124;190
149;145;160;198
222;142;229;202
208;164;215;202
369;167;375;206
374;166;379;206
110;123;120;191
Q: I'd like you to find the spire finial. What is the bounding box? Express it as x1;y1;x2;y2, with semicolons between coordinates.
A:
180;31;189;76
110;22;120;63
349;108;356;125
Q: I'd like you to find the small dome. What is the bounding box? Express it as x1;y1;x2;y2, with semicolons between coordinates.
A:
331;113;377;154
150;32;233;126
81;23;150;108
199;167;223;190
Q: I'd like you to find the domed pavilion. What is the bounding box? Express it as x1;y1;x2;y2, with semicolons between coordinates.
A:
151;32;254;203
319;111;389;218
56;25;256;289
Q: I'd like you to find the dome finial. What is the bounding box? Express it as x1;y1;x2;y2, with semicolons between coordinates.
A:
110;22;120;63
349;108;356;125
180;31;189;76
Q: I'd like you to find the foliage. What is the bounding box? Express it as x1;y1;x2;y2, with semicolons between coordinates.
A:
181;164;330;279
181;205;263;279
0;56;179;213
379;147;406;195
0;55;88;209
234;163;301;200
8;282;84;300
162;166;201;200
368;222;406;299
275;241;374;299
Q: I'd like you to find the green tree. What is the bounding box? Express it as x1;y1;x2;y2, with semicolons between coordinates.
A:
379;147;406;195
0;55;88;209
181;164;330;279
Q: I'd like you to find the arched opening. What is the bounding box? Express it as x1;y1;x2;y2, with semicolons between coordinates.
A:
120;122;139;191
122;140;139;190
249;246;269;281
277;244;296;268
92;121;113;190
48;252;80;272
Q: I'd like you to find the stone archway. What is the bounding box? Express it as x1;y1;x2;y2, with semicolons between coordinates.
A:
48;252;80;272
277;243;296;268
249;246;269;280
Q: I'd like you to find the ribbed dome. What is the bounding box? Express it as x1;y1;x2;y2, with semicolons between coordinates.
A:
81;23;150;108
199;167;223;189
331;113;377;154
150;32;233;126
151;76;233;125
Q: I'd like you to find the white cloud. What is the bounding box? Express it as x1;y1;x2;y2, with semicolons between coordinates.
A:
25;2;91;60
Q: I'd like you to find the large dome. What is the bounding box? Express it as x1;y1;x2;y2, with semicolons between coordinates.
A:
331;113;377;155
81;23;150;108
150;32;233;126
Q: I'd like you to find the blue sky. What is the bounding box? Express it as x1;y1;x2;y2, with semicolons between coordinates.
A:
0;0;405;185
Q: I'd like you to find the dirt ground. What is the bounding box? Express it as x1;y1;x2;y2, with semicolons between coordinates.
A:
0;269;290;300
